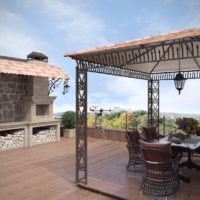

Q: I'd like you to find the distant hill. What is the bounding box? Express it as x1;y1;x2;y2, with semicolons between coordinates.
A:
160;112;200;120
54;111;200;120
54;112;63;119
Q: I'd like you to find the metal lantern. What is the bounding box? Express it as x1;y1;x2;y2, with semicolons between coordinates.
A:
174;42;186;95
174;72;185;95
63;79;70;94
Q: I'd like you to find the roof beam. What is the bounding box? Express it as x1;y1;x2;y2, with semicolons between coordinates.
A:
150;44;173;73
85;62;150;80
73;38;200;68
119;45;158;67
183;39;200;70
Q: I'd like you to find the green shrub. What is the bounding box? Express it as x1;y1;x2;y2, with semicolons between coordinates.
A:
176;117;199;134
61;111;75;129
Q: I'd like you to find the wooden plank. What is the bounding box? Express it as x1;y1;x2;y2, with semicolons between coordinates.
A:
0;138;200;200
0;138;110;200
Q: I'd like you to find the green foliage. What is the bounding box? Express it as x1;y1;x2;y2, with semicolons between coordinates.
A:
137;114;148;131
176;117;199;134
174;132;186;140
159;118;178;134
103;112;129;129
130;115;139;130
132;110;147;116
61;111;75;129
99;110;148;131
104;111;123;120
88;110;200;134
87;113;96;127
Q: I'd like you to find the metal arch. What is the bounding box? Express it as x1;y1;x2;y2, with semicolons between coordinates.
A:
76;60;88;184
148;80;160;132
86;62;150;80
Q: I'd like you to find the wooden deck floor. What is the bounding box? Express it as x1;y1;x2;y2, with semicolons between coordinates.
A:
1;138;200;200
0;138;110;200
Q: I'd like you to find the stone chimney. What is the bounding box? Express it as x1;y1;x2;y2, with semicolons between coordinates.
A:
22;52;56;122
27;51;48;63
26;52;49;96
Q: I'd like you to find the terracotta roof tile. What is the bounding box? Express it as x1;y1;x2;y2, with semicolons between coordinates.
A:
65;27;200;57
0;58;69;80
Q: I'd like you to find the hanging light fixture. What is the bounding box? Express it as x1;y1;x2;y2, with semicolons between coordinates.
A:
63;79;70;94
174;42;186;95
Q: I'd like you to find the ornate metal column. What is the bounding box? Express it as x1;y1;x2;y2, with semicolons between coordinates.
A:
76;60;88;184
148;80;160;132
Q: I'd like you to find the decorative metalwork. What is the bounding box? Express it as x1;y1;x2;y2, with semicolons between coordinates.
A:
151;70;200;80
76;60;88;184
72;38;200;67
48;78;70;95
148;80;159;132
73;61;200;82
87;62;150;80
48;78;62;95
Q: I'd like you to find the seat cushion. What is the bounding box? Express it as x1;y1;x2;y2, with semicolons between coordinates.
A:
142;126;158;141
127;130;140;145
139;140;171;162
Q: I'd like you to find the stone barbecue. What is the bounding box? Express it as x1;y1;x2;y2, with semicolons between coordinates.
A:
0;52;69;150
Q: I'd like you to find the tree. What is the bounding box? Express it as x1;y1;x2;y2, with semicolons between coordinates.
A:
87;113;96;127
61;111;75;129
105;111;123;120
137;114;148;131
132;110;147;116
130;114;139;130
160;118;177;134
176;117;199;134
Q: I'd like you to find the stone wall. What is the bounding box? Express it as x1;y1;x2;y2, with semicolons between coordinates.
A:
0;74;26;122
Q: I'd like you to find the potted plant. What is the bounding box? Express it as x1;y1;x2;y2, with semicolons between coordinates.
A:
61;111;76;138
176;117;199;136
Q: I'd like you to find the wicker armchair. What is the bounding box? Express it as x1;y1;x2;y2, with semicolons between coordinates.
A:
125;130;142;172
139;140;180;197
141;126;159;142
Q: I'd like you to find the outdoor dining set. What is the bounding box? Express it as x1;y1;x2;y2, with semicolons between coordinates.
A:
126;126;200;198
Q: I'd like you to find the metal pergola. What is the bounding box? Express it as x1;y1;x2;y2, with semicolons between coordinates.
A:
65;28;200;184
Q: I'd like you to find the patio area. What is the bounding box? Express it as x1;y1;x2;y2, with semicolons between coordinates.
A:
1;137;200;200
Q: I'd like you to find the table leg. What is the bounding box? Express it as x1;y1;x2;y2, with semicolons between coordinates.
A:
179;172;190;183
179;151;200;170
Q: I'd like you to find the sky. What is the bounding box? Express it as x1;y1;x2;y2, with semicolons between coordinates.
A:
1;0;200;114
